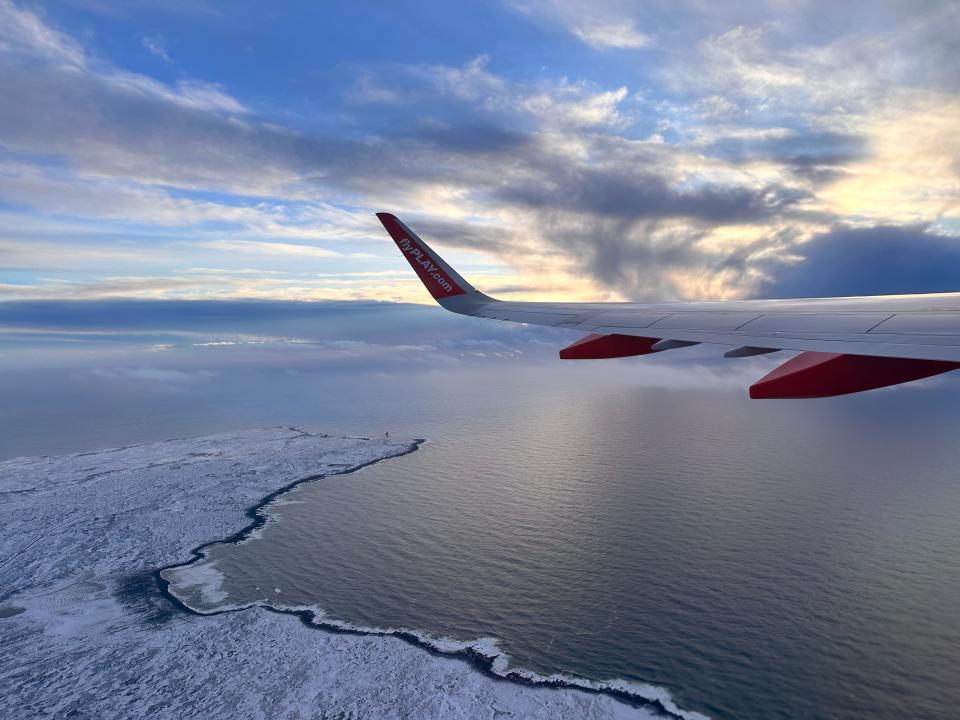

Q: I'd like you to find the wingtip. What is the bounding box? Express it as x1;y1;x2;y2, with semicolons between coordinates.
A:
375;211;472;301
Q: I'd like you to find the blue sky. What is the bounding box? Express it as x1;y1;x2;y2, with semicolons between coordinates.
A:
0;0;958;305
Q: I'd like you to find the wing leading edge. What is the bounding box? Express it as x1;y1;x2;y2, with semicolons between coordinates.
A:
376;212;960;398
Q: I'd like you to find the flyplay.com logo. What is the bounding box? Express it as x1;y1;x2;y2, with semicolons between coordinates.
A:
397;236;458;294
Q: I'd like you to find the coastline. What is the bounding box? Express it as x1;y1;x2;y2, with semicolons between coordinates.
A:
1;427;699;719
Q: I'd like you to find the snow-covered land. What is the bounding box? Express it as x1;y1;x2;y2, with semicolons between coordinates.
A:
0;427;689;719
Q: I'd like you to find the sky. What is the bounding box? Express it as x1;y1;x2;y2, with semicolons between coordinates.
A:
0;0;958;306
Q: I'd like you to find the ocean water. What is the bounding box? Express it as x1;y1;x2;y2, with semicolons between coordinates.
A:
168;371;960;720
6;300;960;719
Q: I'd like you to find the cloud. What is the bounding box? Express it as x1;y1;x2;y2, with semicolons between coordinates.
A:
0;299;574;374
572;21;650;49
411;55;632;129
202;240;356;259
347;74;402;105
91;366;214;382
508;1;654;50
0;161;267;226
668;10;960;125
489;139;805;223
0;0;86;66
0;5;256;194
520;85;630;128
140;33;170;62
0;236;175;270
0;0;957;306
820;96;960;225
761;225;960;298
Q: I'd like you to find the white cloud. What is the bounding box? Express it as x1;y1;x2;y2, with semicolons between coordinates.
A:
507;0;655;50
203;240;357;259
347;74;402;105
90;366;215;382
537;85;629;128
417;56;631;129
172;79;246;114
573;21;650;49
0;0;86;66
140;33;170;62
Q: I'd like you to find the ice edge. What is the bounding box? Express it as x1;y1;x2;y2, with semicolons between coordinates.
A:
155;439;708;720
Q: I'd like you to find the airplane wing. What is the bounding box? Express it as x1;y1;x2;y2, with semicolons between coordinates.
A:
376;212;960;398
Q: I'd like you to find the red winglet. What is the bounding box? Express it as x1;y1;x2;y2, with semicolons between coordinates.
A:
749;351;960;399
376;213;467;300
559;333;661;360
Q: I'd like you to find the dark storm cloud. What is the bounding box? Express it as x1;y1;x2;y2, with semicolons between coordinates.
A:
760;225;960;298
520;214;709;299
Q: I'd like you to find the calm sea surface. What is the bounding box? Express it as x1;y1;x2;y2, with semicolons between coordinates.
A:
165;368;960;720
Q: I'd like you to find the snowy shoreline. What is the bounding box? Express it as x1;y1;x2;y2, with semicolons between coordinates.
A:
1;427;700;719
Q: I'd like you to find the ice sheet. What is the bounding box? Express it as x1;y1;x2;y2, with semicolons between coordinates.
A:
0;427;674;719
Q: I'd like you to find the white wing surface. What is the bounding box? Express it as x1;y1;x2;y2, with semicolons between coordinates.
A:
377;213;960;398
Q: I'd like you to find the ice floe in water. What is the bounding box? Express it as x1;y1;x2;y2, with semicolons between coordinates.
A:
1;427;700;719
168;560;230;605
